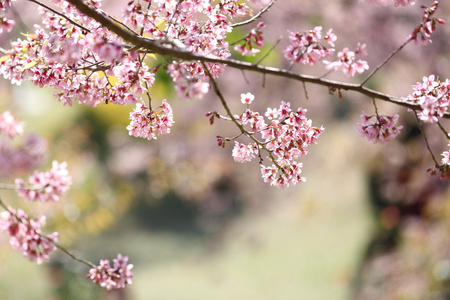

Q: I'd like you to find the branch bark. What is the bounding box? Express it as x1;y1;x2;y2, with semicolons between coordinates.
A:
63;0;449;118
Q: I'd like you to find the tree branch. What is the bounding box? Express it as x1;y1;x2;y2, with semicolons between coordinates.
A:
64;0;450;118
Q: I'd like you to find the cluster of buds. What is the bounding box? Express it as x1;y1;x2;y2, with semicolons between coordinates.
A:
411;1;445;45
234;22;266;56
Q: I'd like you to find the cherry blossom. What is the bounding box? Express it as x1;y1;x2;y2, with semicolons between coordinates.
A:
240;92;255;105
406;75;450;123
410;1;444;45
87;254;133;290
0;207;58;264
232;141;257;163
127;100;175;140
0;17;14;33
324;45;369;77
15;160;72;202
234;22;266;56
284;26;336;66
218;95;324;188
357;112;403;144
0;111;24;139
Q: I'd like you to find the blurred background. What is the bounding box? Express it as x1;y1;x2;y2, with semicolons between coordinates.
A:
1;0;450;299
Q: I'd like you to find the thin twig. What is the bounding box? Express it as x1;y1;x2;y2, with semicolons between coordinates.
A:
437;120;450;140
302;81;309;100
232;0;276;28
201;61;284;170
0;195;96;268
62;0;450;118
254;36;282;66
414;111;439;165
360;37;413;86
28;0;91;33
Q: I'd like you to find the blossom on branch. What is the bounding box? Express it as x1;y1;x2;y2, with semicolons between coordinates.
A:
87;254;133;290
0;207;58;264
0;111;24;139
234;22;266;56
0;17;14;33
357;112;403;144
220;95;324;188
284;26;336;66
324;43;369;77
15;160;72;202
410;1;444;45
406;75;450;123
127;100;174;140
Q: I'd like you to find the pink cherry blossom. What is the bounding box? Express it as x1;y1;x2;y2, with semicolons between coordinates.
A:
15;160;72;202
406;75;450;123
87;254;133;290
324;46;369;77
284;26;335;66
0;207;58;264
234;22;265;56
127;100;175;140
0;17;14;33
240;92;255;105
221;94;324;188
232;141;258;163
410;1;444;45
357;112;403;144
0;111;24;139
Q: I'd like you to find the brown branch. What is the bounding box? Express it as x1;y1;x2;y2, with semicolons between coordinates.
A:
28;0;91;33
64;0;450;118
0;195;96;269
360;37;413;86
232;0;276;28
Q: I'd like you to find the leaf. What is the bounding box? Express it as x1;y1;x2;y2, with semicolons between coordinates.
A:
20;32;36;40
19;59;40;72
0;55;11;63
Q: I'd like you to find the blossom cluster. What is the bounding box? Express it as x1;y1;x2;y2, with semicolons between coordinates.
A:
0;207;58;264
0;0;258;112
283;26;336;66
0;111;46;176
15;160;72;202
284;26;369;77
127;100;174;140
0;111;24;139
407;75;450;123
87;254;133;290
219;93;324;188
410;1;444;45
324;43;369;77
357;112;403;144
234;22;266;56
